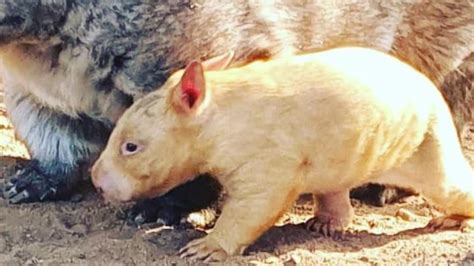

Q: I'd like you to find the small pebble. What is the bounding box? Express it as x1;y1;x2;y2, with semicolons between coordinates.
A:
70;194;83;203
395;208;417;222
70;224;88;235
286;253;302;265
0;237;7;252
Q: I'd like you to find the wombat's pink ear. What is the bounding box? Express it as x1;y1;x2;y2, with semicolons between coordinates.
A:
202;51;234;71
172;60;206;114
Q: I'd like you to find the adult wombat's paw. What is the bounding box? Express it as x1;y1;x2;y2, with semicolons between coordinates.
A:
120;175;222;227
2;160;76;203
350;183;416;207
121;197;185;227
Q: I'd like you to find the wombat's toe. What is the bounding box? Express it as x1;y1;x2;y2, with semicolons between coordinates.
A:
305;216;348;239
179;236;228;262
2;162;67;203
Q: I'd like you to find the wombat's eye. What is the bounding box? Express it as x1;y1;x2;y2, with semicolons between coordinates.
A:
126;143;137;152
121;142;141;156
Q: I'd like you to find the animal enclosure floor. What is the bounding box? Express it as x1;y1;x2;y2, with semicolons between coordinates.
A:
0;91;473;265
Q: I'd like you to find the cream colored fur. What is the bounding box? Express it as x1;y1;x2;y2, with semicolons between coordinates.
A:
92;47;474;262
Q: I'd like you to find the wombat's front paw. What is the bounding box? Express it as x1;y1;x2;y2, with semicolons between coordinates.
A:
179;236;228;262
2;161;70;203
305;215;349;238
122;198;184;227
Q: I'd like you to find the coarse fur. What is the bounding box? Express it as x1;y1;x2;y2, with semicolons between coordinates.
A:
0;1;472;222
92;47;474;261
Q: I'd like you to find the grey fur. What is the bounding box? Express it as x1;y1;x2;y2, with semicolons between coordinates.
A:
5;88;113;171
0;0;69;44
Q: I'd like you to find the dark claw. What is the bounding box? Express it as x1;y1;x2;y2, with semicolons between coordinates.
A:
2;160;77;204
5;179;16;190
152;206;183;225
3;185;18;199
9;190;30;204
127;206;182;226
5;182;13;190
123;199;183;226
133;213;147;225
39;187;57;201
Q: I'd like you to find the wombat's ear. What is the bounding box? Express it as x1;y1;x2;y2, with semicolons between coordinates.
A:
172;61;206;114
202;51;234;71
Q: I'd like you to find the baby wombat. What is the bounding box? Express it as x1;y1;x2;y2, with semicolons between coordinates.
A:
92;47;474;262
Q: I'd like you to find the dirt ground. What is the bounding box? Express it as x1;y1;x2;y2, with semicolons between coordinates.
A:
0;87;473;265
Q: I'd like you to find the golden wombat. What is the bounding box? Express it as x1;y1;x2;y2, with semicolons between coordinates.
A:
92;47;474;261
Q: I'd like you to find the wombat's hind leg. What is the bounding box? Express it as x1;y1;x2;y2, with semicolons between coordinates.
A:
305;189;354;238
383;122;474;231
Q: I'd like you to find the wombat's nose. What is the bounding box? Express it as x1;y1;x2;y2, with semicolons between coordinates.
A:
91;164;115;198
89;160;133;202
90;160;102;186
91;160;110;193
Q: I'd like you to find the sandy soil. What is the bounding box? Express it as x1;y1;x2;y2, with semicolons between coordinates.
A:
0;87;473;265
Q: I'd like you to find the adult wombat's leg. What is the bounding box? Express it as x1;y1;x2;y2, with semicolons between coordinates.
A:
439;52;473;139
350;183;415;206
2;88;111;203
0;1;68;45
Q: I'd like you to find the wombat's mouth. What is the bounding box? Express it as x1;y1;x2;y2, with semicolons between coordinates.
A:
91;160;137;203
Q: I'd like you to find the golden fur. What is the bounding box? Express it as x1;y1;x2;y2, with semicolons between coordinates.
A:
92;47;474;262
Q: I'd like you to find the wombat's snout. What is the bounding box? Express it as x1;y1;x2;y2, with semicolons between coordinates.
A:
91;160;101;185
91;159;133;202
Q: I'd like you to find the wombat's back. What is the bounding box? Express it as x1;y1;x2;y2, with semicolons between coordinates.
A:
206;48;443;189
211;47;440;119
